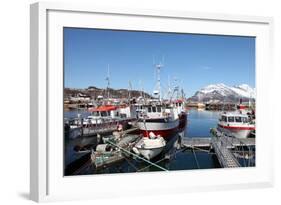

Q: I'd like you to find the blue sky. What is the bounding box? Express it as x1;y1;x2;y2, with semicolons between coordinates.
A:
64;28;255;97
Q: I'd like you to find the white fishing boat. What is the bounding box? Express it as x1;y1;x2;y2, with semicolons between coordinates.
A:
217;112;255;139
85;105;119;125
136;103;187;140
133;132;166;160
136;63;187;141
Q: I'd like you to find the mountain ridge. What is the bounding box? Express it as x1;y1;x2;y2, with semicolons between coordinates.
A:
188;83;255;103
64;86;152;100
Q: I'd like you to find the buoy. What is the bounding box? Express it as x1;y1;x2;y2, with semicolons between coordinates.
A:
149;132;156;139
132;147;140;155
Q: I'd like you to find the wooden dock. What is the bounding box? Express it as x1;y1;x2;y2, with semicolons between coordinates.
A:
182;137;211;148
182;136;255;168
182;137;255;149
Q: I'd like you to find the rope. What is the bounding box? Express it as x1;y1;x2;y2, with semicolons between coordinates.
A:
192;148;200;169
191;146;214;153
137;157;167;172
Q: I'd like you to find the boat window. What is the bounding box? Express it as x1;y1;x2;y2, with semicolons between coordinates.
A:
120;113;127;118
227;116;234;122
148;107;152;113
116;112;119;116
157;106;161;112
92;111;99;117
235;116;242;122
152;106;156;113
242;117;248;123
221;116;227;122
179;103;182;106
101;111;107;117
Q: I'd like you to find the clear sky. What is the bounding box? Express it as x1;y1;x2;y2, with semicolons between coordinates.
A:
64;27;255;97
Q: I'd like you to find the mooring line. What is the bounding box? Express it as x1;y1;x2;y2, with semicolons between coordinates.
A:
192;148;200;169
192;146;214;153
106;140;168;171
137;157;167;172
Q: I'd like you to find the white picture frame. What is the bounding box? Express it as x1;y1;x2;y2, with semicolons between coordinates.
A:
30;2;274;202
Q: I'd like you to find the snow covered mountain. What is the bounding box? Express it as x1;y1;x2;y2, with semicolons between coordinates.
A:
189;83;255;103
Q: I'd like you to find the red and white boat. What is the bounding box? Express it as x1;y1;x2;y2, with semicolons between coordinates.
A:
136;62;187;141
134;63;187;160
136;100;187;141
86;105;119;125
217;112;255;139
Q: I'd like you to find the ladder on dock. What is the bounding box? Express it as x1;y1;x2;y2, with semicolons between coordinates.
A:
211;137;240;168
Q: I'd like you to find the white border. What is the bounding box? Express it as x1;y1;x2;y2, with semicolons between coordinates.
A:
30;2;274;202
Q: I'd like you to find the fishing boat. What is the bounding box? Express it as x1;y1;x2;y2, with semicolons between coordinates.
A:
85;105;119;125
133;132;166;160
136;102;187;140
136;63;187;141
84;105;136;128
217;112;255;139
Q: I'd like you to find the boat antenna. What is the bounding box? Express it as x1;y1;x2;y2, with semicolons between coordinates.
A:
139;79;143;98
154;62;163;101
105;64;110;100
168;75;172;100
181;88;185;100
128;80;132;103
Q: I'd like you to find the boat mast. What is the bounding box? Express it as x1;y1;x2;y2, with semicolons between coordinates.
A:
128;80;132;102
139;79;144;98
167;75;172;100
105;64;110;100
154;63;163;101
181;88;185;100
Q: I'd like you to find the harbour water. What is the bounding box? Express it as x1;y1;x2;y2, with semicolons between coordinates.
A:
64;108;223;175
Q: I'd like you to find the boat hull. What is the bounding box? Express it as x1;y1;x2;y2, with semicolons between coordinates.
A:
134;136;166;160
136;147;164;160
178;112;187;133
137;118;179;140
218;124;254;139
137;113;187;141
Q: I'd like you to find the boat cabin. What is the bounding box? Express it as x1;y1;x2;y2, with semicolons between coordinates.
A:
88;105;119;118
138;104;172;119
219;113;249;124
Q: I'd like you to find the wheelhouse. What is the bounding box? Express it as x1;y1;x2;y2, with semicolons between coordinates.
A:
219;114;249;123
88;105;119;118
